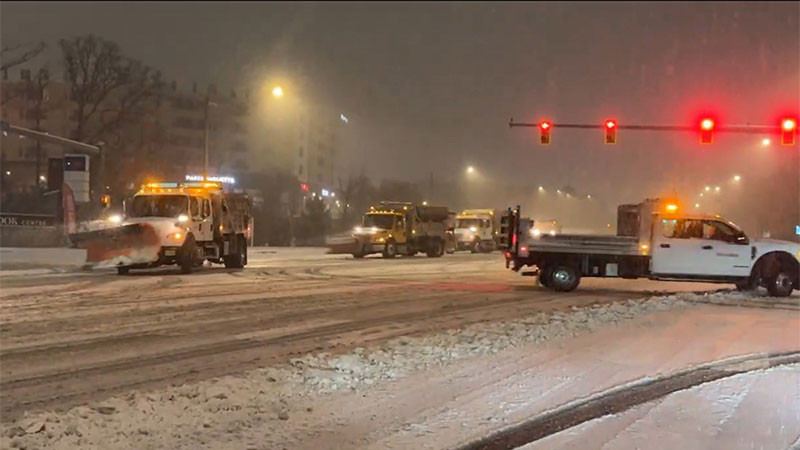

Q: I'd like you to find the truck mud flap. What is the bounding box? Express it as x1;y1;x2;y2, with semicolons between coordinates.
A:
69;223;161;268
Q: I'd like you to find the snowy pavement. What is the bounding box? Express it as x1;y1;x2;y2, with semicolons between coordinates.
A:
523;363;800;450
2;290;797;450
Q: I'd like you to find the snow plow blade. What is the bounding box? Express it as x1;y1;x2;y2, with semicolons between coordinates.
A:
325;236;361;255
69;223;161;268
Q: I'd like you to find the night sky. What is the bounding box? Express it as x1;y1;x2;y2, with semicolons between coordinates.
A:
2;2;798;207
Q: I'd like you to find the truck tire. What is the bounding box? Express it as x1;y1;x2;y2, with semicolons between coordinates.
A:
550;265;580;292
383;240;397;258
241;236;248;266
224;235;245;269
766;270;794;297
427;239;444;257
117;266;130;275
179;235;197;274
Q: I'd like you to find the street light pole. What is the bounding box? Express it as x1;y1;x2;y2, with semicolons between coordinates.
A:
203;96;209;179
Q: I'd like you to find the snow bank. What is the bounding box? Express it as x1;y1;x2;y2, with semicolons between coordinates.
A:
0;291;715;450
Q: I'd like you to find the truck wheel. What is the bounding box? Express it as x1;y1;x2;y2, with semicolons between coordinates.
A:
427;239;444;257
383;240;397;258
241;236;248;266
117;266;130;275
766;271;794;297
550;265;580;292
224;235;245;269
179;235;197;274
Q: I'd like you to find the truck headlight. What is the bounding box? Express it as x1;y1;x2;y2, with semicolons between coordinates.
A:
177;214;189;223
108;214;122;224
469;226;477;232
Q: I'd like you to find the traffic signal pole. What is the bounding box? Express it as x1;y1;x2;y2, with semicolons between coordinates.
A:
508;119;783;134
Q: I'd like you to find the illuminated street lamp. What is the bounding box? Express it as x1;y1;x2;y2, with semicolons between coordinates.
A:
466;166;475;175
704;186;711;192
733;175;741;182
715;186;721;192
538;186;545;192
761;138;771;147
272;86;284;98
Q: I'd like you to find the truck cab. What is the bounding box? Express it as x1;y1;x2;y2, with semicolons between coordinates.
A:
454;209;498;253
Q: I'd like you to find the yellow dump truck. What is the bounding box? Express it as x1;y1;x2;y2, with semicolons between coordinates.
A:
328;201;450;258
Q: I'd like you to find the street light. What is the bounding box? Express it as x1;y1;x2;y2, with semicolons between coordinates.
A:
538;186;544;192
272;86;284;98
733;175;741;182
704;186;711;192
761;138;771;147
715;186;720;192
466;166;475;175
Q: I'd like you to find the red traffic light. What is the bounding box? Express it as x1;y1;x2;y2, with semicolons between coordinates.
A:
604;119;617;144
699;118;714;144
300;183;309;191
539;121;551;145
781;117;797;145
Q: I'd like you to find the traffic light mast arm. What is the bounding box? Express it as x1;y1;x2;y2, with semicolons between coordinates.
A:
508;119;782;134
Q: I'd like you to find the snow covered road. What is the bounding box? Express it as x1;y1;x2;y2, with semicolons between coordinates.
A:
0;248;797;449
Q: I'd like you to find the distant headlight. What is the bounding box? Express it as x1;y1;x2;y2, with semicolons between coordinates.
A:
469;226;477;232
177;214;189;223
549;230;556;236
108;214;122;224
530;228;541;237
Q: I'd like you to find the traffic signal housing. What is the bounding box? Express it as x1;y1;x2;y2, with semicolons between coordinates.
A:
699;118;714;144
604;119;617;144
781;117;796;146
539;121;551;145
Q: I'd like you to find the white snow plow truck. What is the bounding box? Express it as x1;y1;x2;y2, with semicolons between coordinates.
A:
501;198;800;297
70;181;252;274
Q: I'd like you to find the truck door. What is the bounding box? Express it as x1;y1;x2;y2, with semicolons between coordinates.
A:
196;198;215;242
395;215;407;244
651;218;706;275
695;220;751;277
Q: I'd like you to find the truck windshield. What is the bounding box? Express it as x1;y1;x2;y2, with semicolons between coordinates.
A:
129;195;189;218
456;218;481;228
363;214;395;229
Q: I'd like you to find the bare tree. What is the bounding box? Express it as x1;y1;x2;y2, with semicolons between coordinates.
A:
0;41;46;72
0;42;46;106
60;35;162;201
59;34;161;143
25;67;50;185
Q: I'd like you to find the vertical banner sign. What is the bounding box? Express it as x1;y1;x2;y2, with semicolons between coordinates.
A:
62;183;77;235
